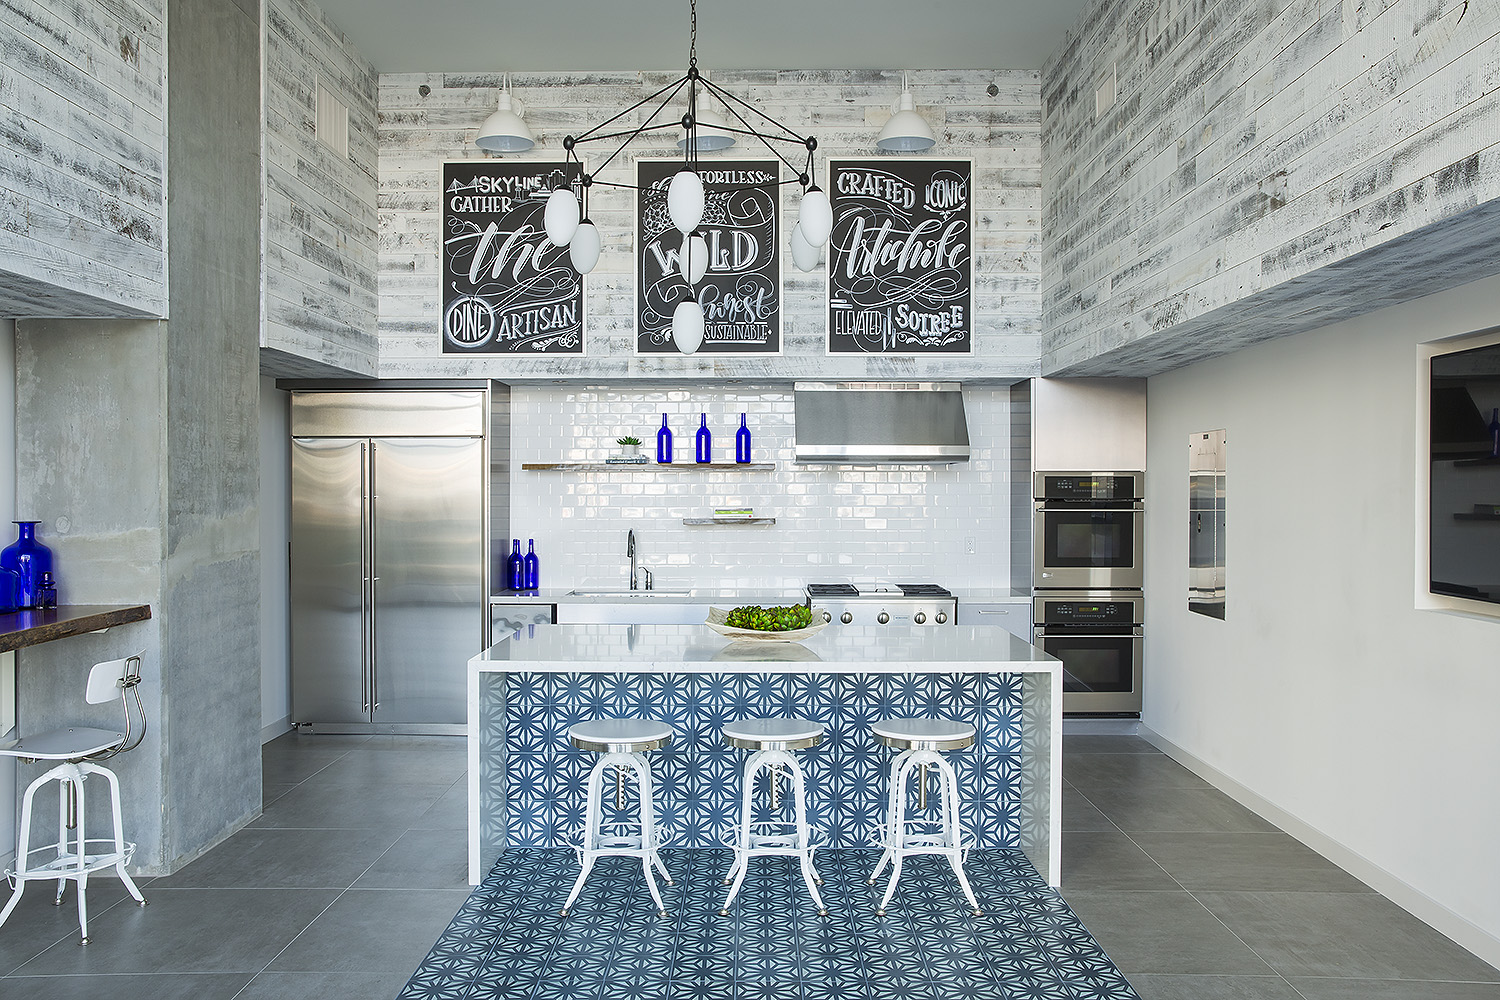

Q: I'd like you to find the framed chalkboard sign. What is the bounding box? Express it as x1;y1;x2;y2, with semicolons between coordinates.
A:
826;159;973;355
636;159;781;355
441;161;584;355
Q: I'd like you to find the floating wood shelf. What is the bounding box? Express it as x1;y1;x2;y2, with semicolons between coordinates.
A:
522;462;776;472
682;517;777;525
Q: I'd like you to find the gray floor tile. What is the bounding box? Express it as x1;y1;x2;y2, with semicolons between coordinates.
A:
234;970;417;999
1062;784;1117;831
1130;832;1371;893
1064;752;1211;790
1064;735;1160;755
1060;831;1179;891
411;775;469;830
1080;784;1279;834
1128;974;1305;999
262;782;299;808
1193;891;1500;982
10;887;340;975
264;888;469;975
310;747;468;786
353;827;470;889
1061;889;1277;976
1288;979;1500;999
0;878;145;975
150;826;403;889
0;973;253;999
359;734;466;752
250;779;447;831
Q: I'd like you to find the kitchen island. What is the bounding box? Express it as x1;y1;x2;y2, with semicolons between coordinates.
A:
468;624;1062;886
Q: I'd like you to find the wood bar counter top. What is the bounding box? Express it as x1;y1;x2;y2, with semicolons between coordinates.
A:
0;604;152;653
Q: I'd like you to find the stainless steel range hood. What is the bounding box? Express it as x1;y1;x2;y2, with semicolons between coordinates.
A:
794;381;970;465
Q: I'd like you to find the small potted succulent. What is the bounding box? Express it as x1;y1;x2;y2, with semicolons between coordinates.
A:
615;435;644;461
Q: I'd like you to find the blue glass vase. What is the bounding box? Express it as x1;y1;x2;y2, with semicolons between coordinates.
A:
1;521;53;609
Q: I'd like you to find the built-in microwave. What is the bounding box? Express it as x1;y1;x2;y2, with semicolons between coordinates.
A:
1033;471;1144;590
1032;590;1144;714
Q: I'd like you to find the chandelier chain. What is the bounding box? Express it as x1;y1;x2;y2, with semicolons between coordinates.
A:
689;0;697;67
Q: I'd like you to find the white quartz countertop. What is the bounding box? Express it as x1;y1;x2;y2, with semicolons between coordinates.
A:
490;589;802;605
470;623;1058;673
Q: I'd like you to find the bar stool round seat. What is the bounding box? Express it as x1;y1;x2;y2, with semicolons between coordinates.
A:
868;716;981;917
560;717;674;918
719;717;827;917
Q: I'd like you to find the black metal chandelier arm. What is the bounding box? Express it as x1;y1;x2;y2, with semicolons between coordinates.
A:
698;75;812;143
585;76;694;178
569;73;691;145
695;75;816;184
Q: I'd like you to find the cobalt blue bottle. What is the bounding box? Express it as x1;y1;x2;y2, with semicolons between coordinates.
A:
506;539;524;591
656;413;673;463
735;412;751;463
1;521;53;609
695;413;712;464
523;539;539;590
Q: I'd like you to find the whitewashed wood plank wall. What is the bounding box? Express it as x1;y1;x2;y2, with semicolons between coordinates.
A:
261;0;379;376
1042;0;1500;376
0;0;166;318
377;69;1042;381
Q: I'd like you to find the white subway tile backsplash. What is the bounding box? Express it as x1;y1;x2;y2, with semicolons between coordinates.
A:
509;386;1014;592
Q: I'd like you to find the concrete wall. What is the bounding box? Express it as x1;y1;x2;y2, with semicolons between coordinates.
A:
262;0;379;376
1143;270;1500;963
260;377;291;739
0;320;15;869
377;69;1042;381
0;1;167;317
1042;0;1500;376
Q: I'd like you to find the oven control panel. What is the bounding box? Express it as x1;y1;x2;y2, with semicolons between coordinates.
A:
1033;596;1142;626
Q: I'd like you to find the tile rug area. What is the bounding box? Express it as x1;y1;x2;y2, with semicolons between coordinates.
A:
399;848;1139;1000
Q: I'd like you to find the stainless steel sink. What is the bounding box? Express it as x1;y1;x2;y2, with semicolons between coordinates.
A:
566;589;694;598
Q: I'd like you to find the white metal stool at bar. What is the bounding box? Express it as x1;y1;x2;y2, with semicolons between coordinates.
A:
868;716;981;916
0;652;149;945
560;717;674;917
720;717;827;917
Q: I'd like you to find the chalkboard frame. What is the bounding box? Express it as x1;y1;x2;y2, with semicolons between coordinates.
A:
824;157;975;357
634;158;784;356
440;160;586;356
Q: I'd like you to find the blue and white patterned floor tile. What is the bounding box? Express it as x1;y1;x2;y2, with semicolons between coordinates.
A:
396;849;1139;1000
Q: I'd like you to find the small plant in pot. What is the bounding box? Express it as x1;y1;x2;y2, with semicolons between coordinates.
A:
616;435;643;461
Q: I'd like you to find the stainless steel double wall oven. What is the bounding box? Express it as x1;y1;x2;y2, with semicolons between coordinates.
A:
1032;472;1145;714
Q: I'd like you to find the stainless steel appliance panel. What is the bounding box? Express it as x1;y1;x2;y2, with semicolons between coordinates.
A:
290;390;487;438
371;437;486;727
1032;506;1145;589
1033;630;1144;714
290;438;370;726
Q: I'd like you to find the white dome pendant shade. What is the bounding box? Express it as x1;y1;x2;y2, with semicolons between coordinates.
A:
475;90;535;152
876;91;937;152
679;232;709;285
672;298;705;354
667;169;705;234
797;186;832;247
677;105;736;152
568;219;601;274
544;188;580;247
789;222;820;272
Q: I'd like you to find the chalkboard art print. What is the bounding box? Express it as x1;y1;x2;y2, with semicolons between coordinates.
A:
826;159;973;355
442;161;584;355
636;159;781;355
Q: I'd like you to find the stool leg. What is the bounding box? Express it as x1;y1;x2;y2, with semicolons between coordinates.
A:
787;756;826;916
0;765;65;931
70;766;90;944
562;757;609;916
934;754;981;915
54;775;69;905
878;752;927;916
626;752;666;916
720;748;764;915
82;763;145;906
868;749;912;888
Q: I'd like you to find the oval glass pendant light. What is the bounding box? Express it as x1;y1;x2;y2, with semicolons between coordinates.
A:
789;222;820;272
672;298;705;354
668;169;705;234
476;89;535;152
679;232;709;285
544;188;580;247
797;186;832;247
569;219;601;274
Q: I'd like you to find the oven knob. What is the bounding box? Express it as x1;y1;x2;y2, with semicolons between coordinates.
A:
840;612;852;624
877;612;890;624
936;611;947;624
914;612;927;624
822;610;832;623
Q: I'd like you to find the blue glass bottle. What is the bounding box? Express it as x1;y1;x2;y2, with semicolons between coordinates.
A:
1;521;53;609
735;412;751;463
695;413;712;464
506;539;524;591
523;539;539;590
656;413;673;463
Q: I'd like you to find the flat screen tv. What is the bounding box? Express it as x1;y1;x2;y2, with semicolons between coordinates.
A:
1430;339;1500;605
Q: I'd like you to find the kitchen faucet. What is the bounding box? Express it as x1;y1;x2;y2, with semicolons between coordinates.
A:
627;529;652;591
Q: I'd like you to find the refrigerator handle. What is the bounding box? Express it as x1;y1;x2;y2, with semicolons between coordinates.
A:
369;441;380;714
359;441;371;714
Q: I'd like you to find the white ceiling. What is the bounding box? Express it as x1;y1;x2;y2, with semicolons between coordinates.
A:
309;0;1091;73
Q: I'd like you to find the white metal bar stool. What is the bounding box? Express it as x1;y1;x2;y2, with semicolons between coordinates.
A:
720;717;827;917
560;717;674;917
868;716;981;917
0;652;149;945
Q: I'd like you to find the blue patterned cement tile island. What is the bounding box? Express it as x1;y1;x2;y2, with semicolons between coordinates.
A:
398;848;1140;1000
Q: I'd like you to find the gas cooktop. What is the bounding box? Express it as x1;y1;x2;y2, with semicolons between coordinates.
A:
806;582;953;600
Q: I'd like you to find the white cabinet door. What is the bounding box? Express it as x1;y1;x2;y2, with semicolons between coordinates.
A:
959;601;1032;640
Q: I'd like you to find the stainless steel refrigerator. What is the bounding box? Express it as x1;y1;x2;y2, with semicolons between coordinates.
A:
290;389;488;734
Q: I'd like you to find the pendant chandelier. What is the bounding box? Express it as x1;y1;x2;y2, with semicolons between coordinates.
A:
531;0;831;354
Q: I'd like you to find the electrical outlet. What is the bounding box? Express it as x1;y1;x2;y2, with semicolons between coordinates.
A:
964;537;977;555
